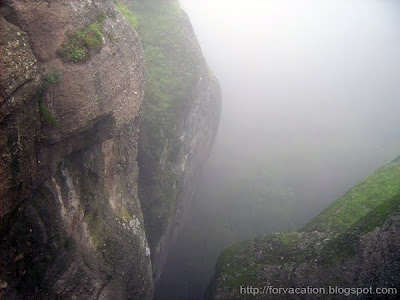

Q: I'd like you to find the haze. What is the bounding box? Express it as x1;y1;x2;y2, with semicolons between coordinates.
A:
156;0;400;299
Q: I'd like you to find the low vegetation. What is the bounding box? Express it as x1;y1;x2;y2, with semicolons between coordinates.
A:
114;1;138;29
304;161;400;232
214;159;400;288
39;70;62;128
56;13;105;63
126;0;199;155
39;99;60;128
122;0;200;248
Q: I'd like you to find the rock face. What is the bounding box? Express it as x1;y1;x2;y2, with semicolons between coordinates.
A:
0;0;220;299
127;0;221;284
209;160;400;300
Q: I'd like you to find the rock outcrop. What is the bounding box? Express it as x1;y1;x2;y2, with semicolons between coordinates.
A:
0;0;220;299
209;160;400;299
126;0;221;284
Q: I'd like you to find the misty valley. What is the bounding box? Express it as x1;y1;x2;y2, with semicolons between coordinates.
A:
1;0;399;299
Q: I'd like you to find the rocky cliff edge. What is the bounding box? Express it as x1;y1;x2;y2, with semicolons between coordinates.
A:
1;0;148;298
209;159;400;300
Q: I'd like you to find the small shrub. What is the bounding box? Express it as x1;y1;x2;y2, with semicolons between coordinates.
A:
56;14;105;63
69;47;87;63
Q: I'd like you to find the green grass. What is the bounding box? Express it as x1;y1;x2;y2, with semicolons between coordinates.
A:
303;160;400;263
119;206;133;222
215;233;316;288
126;0;199;150
43;71;62;87
217;240;251;271
303;161;400;233
215;159;400;283
39;96;60;128
115;1;138;29
356;192;400;233
122;0;201;249
297;159;400;264
122;0;201;159
38;70;62;128
215;240;256;288
319;193;400;264
56;13;106;63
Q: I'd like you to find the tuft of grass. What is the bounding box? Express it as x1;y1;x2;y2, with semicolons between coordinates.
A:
115;1;139;29
41;70;63;93
56;13;105;63
39;95;60;128
319;193;400;265
38;70;62;128
119;206;133;222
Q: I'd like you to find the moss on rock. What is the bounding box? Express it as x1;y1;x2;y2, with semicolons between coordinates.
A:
56;13;106;63
210;159;400;299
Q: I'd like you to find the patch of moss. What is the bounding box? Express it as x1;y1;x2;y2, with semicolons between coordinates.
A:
56;13;106;63
124;0;201;254
320;193;400;264
319;232;358;265
114;1;138;29
214;240;258;288
217;240;251;271
39;95;60;128
42;70;63;91
252;232;320;265
214;159;400;289
226;264;261;289
119;206;133;222
275;232;300;246
127;0;199;151
356;193;400;233
38;70;62;128
304;161;400;233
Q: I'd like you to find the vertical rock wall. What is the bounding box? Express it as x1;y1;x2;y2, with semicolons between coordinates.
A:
1;1;152;299
131;0;221;284
1;0;221;299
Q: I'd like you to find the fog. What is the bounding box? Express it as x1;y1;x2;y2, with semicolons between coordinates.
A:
156;0;400;299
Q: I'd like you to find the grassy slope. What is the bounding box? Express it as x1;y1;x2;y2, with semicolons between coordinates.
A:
213;158;400;290
304;159;400;233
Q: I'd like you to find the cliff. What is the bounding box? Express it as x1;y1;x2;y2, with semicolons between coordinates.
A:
0;0;220;299
209;158;400;299
122;0;221;284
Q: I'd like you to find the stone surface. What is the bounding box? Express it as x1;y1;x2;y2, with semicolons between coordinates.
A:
210;217;400;299
0;0;221;299
0;15;41;220
209;159;400;300
1;1;151;299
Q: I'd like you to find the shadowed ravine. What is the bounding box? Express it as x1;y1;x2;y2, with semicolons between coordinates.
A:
1;0;399;299
156;0;400;299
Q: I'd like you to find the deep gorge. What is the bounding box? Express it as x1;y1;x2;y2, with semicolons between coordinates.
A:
1;0;400;299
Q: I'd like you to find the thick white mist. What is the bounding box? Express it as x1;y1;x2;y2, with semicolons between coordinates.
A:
156;1;400;299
